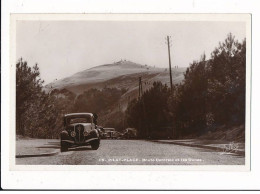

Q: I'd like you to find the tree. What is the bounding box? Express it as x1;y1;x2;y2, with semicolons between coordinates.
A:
207;33;246;126
16;58;44;136
125;82;172;138
16;58;76;138
170;56;208;137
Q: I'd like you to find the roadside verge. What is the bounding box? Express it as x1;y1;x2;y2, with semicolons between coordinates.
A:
150;139;245;156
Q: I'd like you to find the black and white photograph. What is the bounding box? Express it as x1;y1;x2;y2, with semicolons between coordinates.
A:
2;0;260;190
12;14;251;167
11;14;251;168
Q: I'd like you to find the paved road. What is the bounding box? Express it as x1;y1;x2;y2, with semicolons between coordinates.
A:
16;139;245;165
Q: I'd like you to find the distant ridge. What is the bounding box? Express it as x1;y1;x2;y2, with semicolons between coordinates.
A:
45;60;187;100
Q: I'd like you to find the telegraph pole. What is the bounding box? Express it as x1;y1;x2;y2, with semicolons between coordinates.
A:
166;36;175;139
166;36;173;91
138;77;143;99
138;76;149;138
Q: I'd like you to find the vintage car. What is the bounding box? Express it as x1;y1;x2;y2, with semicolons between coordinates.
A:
121;128;138;139
101;128;115;139
60;113;100;152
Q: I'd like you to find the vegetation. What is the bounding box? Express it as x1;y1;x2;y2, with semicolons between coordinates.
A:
74;88;123;113
125;82;172;138
16;59;75;138
16;59;125;138
126;33;246;139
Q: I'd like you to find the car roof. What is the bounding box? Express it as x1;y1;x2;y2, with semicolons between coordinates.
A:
64;113;93;117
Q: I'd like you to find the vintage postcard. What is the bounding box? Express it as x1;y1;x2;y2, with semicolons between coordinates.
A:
10;13;251;171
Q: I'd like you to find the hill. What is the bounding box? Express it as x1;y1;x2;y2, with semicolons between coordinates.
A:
45;60;186;106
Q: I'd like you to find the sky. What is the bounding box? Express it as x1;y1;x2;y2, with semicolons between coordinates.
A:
16;21;246;84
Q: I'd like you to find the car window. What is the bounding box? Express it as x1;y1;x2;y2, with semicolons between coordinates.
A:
68;117;92;124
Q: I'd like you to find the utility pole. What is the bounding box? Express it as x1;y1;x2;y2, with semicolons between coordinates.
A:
166;36;175;139
138;76;149;138
138;77;142;137
138;77;143;99
166;36;173;91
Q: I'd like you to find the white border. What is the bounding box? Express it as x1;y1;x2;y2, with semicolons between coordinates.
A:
2;0;260;190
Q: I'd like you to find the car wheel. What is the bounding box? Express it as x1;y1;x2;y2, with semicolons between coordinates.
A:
90;140;100;150
60;141;68;152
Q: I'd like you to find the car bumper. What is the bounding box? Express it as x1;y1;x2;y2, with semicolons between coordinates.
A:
61;137;99;145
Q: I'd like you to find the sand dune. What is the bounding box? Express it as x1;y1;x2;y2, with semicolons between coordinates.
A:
45;60;186;98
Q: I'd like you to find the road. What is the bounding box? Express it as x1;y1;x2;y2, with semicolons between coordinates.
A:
16;139;245;165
